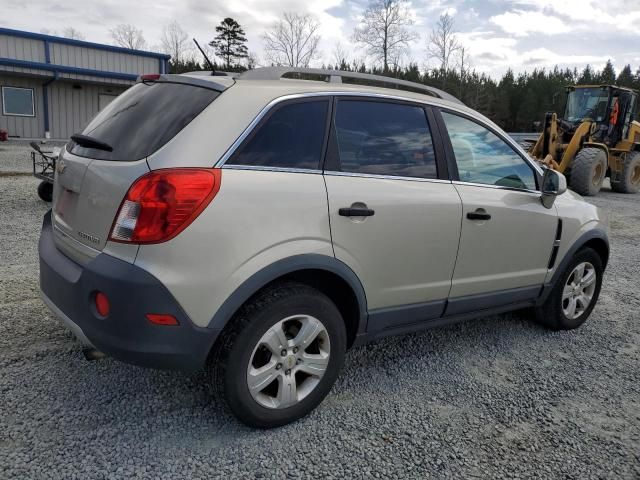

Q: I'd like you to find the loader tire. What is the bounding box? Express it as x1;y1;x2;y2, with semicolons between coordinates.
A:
569;148;607;196
611;151;640;194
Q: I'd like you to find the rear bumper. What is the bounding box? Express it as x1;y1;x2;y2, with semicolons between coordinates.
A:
38;211;220;371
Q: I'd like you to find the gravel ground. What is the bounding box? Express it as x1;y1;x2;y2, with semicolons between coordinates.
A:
0;143;638;479
0;140;65;175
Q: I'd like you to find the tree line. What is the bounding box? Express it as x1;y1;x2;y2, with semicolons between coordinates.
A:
46;0;640;133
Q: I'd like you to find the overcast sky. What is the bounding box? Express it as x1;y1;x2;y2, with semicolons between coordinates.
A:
4;0;640;78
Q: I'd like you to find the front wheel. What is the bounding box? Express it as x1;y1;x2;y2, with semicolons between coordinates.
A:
209;282;346;428
533;247;604;330
570;148;607;196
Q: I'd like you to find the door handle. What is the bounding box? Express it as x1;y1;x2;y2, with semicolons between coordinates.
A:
339;207;375;217
466;209;491;221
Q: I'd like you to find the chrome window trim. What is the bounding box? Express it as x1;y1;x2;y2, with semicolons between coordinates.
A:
452;180;540;195
324;170;451;184
222;164;322;175
215;91;468;169
214;90;543;185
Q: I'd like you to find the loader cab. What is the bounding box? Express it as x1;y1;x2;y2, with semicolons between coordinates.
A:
564;85;638;145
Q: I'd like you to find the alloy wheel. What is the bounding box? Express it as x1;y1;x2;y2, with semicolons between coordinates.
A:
562;261;597;320
246;315;330;409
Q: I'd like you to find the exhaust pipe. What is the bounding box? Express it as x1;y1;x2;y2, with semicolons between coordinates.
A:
83;348;106;361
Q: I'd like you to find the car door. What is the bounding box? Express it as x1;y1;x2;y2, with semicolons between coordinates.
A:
323;98;463;332
436;109;559;315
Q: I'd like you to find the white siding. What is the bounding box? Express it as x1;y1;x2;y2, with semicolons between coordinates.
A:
48;82;127;139
0;35;46;62
49;43;160;75
0;75;44;138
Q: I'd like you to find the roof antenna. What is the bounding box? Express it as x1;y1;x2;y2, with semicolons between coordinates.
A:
193;38;215;75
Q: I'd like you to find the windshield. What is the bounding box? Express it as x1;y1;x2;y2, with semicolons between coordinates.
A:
565;88;610;123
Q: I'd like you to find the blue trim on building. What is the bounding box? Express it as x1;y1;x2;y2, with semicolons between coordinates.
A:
42;73;58;134
0;58;138;82
0;27;171;60
44;40;51;63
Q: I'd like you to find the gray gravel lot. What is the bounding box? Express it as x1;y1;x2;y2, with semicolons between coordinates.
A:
0;141;639;479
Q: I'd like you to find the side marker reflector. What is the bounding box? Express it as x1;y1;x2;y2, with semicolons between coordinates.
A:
146;313;179;326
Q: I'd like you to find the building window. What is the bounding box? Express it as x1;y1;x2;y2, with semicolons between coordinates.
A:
2;87;35;117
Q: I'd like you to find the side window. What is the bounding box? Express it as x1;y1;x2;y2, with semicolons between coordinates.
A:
231;100;328;169
333;100;438;178
441;112;537;190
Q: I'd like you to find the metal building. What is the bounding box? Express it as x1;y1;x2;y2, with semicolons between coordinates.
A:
0;27;170;140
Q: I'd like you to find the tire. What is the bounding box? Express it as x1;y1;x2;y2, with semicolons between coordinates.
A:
37;181;53;202
533;247;603;330
611;151;640;193
209;282;347;428
569;148;607;196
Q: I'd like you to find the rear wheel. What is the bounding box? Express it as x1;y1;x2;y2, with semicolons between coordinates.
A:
611;151;640;193
209;282;346;428
533;248;603;330
37;181;53;202
570;148;607;196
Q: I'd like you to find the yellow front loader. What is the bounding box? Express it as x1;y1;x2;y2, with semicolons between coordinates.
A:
529;85;640;196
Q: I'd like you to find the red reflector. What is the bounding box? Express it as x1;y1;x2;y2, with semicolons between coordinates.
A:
146;314;179;326
109;168;221;244
140;74;161;81
95;292;110;317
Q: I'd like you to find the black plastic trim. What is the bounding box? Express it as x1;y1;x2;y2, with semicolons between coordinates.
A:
445;285;541;316
207;254;368;335
536;228;609;306
367;300;446;333
354;300;535;346
39;211;219;371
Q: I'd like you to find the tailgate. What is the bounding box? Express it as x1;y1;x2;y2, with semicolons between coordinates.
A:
52;149;149;258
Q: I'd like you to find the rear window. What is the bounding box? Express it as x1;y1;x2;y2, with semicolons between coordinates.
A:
68;82;220;161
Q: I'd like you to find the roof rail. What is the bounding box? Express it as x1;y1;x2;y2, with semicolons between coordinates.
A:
239;67;463;105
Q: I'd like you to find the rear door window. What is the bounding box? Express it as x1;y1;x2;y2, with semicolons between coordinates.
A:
229;100;329;170
332;100;438;178
69;82;220;161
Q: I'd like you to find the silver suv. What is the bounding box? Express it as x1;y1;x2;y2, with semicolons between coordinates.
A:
39;67;609;428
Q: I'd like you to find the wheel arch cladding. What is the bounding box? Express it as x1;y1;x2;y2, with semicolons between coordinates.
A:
207;254;367;348
539;228;609;305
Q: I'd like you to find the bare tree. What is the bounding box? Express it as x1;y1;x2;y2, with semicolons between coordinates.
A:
457;45;471;98
160;21;190;64
352;0;418;72
61;27;85;40
41;27;84;40
246;51;259;70
332;42;349;69
427;13;459;86
262;12;321;68
110;24;146;50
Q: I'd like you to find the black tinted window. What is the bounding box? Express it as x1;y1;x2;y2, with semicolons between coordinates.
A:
231;101;328;169
334;101;437;178
69;82;219;161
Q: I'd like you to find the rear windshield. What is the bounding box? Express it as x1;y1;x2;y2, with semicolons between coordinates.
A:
68;82;220;161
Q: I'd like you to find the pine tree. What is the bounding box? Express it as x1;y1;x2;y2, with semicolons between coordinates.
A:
578;65;594;84
599;59;616;84
210;18;248;70
617;64;634;87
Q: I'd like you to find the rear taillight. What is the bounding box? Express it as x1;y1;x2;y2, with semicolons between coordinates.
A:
109;168;221;244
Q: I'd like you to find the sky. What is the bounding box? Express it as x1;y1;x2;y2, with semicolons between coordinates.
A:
3;0;640;78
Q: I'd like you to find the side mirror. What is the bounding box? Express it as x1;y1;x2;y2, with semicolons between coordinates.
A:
541;169;567;209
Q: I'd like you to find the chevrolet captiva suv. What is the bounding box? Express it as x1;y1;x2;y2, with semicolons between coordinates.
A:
39;67;609;428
